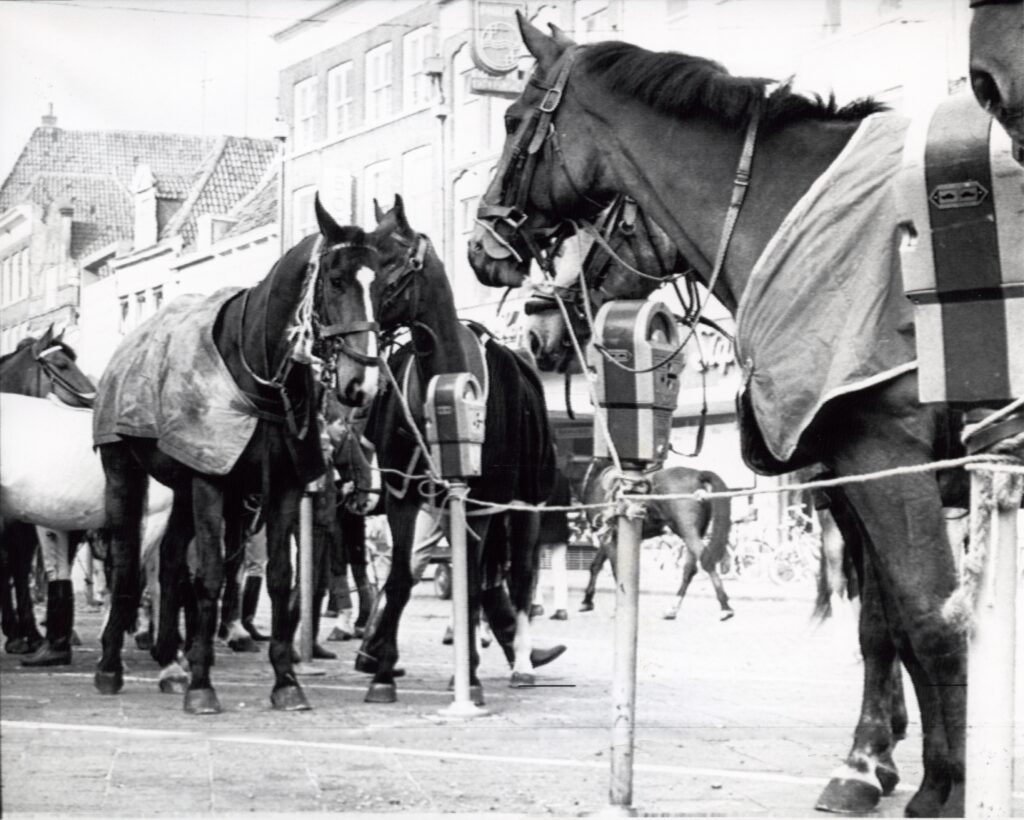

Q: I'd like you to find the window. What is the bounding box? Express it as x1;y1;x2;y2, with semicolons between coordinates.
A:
1;256;9;303
401;146;434;237
18;251;27;299
365;42;394;123
327;62;354;136
119;296;130;333
363;160;392;226
454;50;484;157
293;76;318;150
135;291;147;327
403;25;435;111
152;285;164;313
581;5;610;42
666;0;689;22
292;186;317;245
824;0;841;33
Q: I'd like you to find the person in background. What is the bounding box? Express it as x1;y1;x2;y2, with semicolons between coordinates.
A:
532;469;571;621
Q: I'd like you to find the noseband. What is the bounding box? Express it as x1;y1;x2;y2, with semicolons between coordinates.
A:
376;232;430;327
475;45;597;273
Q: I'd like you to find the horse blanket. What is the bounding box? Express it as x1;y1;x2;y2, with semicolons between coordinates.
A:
94;288;259;475
735;113;917;470
1;394;172;530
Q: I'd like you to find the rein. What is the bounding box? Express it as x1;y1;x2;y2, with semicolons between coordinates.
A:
32;343;96;407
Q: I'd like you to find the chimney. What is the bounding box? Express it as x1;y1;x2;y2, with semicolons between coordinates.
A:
41;103;57;129
58;201;74;260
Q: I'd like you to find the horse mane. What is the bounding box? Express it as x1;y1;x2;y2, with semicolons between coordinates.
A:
0;335;77;366
578;41;887;133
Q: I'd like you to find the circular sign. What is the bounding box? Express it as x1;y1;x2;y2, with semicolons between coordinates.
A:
477;20;520;74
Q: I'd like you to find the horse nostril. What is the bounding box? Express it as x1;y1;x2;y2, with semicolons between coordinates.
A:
971;70;1001;112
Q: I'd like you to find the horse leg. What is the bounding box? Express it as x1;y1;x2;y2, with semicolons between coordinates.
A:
153;493;193;693
664;550;698;621
358;501;415;703
506;511;540;686
221;494;258;653
833;404;964;817
580;543;607;612
817;555;905;812
184;476;227;715
95;444;145;695
264;482;307;710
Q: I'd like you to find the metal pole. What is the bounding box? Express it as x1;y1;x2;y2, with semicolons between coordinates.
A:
294;490;324;676
608;469;643;816
440;481;488;717
966;469;1020;818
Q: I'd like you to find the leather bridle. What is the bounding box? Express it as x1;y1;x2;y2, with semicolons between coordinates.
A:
32;341;96;408
375;232;430;327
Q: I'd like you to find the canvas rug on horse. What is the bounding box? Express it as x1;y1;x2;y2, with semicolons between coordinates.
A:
94;288;258;475
735;113;918;468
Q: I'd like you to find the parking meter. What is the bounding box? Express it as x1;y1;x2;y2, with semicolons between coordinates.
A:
588;300;682;467
425;373;486;478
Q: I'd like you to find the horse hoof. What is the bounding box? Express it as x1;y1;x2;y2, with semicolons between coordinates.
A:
365;682;397;704
134;632;152;651
158;664;189;694
876;753;900;797
94;670;124;695
720;610;735;622
184;688;222;715
815;775;881;814
71;630;82;648
662;610;678;621
579;601;594;613
510;671;535;687
327;627;353;642
227;635;259;653
354;651;406;677
270;685;312;711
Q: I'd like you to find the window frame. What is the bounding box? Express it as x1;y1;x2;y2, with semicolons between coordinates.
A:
327;61;354;136
402;25;435;111
365;41;394;124
293;75;318;151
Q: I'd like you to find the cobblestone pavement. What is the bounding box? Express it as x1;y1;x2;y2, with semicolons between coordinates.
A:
3;575;1022;818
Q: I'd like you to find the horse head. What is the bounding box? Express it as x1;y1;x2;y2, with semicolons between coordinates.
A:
468;14;613;289
313;195;380;407
969;0;1024;148
365;194;444;335
0;327;95;407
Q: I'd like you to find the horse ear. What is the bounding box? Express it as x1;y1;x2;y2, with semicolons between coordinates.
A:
373;198;385;224
548;23;576;49
314;193;345;243
40;324;54;346
516;10;562;67
392;194;413;237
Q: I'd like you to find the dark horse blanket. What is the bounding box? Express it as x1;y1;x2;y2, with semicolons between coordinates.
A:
735;114;917;471
367;328;556;508
94;288;260;475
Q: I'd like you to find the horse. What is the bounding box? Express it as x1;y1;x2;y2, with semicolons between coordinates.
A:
91;196;379;715
577;459;733;621
468;18;970;817
969;0;1024;147
349;194;561;704
0;329;97;664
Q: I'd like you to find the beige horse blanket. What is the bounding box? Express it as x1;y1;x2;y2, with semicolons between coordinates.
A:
735;113;917;466
94;288;260;475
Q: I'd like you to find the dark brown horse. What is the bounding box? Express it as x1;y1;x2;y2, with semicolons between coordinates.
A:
969;0;1024;147
350;195;560;704
578;459;733;620
469;18;969;816
92;198;378;714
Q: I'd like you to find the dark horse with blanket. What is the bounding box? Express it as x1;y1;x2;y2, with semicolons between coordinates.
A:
93;198;378;714
349;196;561;704
470;17;970;816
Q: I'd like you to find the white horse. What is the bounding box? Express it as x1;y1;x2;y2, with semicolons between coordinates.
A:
1;394;172;661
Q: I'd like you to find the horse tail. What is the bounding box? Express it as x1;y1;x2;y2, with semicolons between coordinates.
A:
697;471;731;573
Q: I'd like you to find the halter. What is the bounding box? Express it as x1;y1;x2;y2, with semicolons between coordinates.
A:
475;45;598;274
32;340;95;407
237;236;381;436
376;232;430;323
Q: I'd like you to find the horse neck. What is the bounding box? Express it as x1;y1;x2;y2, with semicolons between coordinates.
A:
0;350;38;397
579;86;863;314
409;264;470;379
244;238;317;374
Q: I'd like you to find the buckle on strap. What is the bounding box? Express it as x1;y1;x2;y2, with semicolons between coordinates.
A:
539;87;562;113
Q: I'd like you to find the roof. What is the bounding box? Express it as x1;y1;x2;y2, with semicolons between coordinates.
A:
223;165;280;239
159;136;279;249
1;124;278;258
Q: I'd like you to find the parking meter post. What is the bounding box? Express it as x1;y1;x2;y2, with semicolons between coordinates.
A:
425;372;488;719
608;475;643;815
590;299;681;817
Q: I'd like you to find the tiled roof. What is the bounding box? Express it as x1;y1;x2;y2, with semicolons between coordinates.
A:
0;126;217;215
223;165;279;239
23;172;133;259
1;125;278;258
160;136;279;249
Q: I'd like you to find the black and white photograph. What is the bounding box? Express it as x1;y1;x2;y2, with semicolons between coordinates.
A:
1;0;1022;816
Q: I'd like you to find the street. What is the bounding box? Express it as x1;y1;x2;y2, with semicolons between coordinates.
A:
3;573;1023;817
